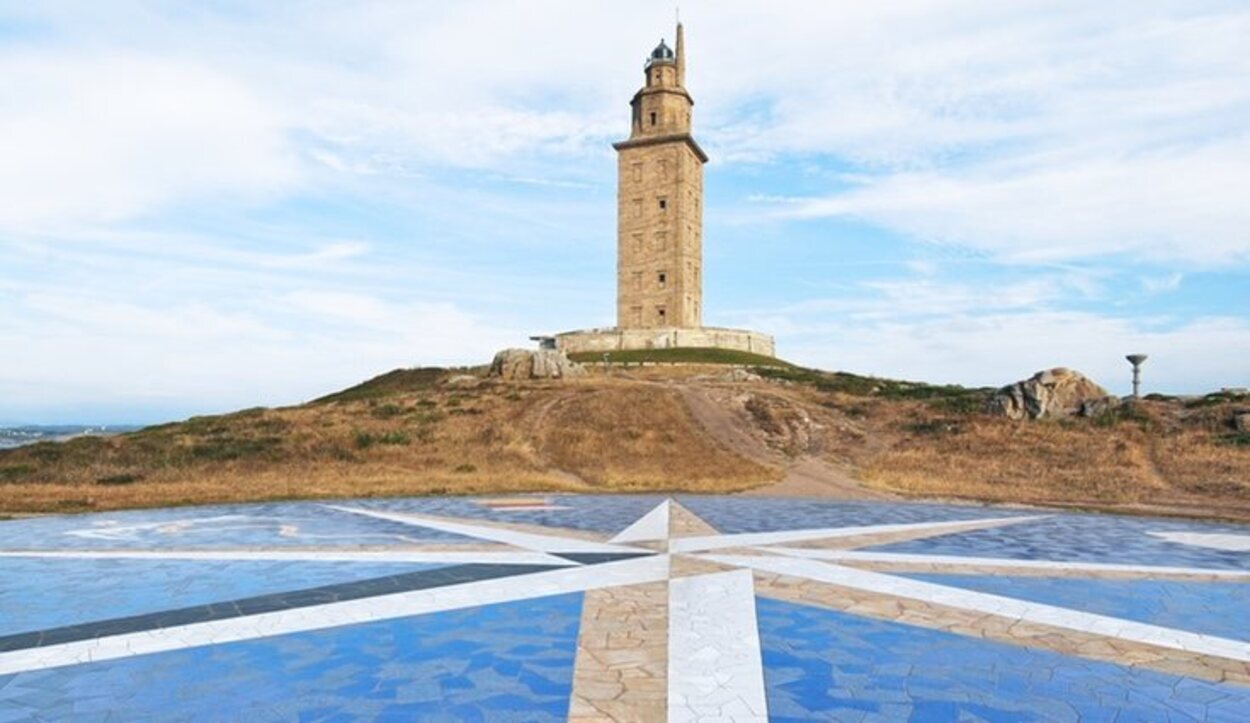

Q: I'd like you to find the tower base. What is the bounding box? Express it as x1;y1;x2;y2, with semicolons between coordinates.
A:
549;326;775;358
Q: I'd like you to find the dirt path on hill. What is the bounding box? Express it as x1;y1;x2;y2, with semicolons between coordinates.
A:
674;384;895;500
522;390;592;488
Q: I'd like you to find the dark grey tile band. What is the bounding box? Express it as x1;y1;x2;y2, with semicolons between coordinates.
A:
0;562;559;653
552;552;654;565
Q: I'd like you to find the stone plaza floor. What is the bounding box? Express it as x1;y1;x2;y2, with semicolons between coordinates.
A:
1;495;1249;721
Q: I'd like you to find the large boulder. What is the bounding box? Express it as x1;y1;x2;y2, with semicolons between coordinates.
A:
986;368;1117;420
489;349;586;381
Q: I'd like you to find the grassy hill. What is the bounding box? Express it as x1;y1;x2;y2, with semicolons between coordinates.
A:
566;347;789;367
2;361;1249;520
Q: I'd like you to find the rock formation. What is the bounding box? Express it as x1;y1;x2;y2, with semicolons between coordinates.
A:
986;368;1119;420
489;349;586;381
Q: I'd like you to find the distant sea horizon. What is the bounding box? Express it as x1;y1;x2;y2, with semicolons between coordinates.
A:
0;425;143;450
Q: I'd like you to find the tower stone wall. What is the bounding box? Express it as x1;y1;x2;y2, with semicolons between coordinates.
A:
546;23;775;359
613;24;707;330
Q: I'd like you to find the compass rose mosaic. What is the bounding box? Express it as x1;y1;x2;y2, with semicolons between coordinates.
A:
1;495;1249;721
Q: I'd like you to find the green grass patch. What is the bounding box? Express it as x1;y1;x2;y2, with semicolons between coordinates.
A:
1185;391;1250;408
568;347;791;367
755;366;989;405
0;464;35;482
370;403;406;419
189;436;283;461
410;409;446;425
377;431;410;445
902;419;965;436
1091;403;1153;428
25;442;64;463
96;473;143;486
316;368;445;404
1218;432;1250;447
353;430;410;448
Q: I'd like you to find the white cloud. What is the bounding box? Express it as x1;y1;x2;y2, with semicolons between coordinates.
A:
776;139;1250;265
5;1;1248;264
1;1;1247;421
778;310;1250;396
0;52;300;232
0;288;517;422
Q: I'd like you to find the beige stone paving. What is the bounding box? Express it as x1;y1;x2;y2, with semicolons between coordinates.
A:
569;581;669;722
838;559;1250;582
668;554;736;579
667;501;718;537
753;571;1250;685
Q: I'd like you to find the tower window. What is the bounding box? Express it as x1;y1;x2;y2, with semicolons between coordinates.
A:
657;271;667;288
658;198;667;211
650;112;657;126
656;306;666;322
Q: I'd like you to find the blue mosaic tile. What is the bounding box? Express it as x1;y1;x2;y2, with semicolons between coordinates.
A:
0;592;584;722
756;596;1250;722
674;496;1004;534
0;558;441;637
871;513;1250;570
905;574;1250;643
339;494;670;534
0;501;464;549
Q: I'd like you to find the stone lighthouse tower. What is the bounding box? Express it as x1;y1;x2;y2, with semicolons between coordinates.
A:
549;23;774;357
612;23;707;330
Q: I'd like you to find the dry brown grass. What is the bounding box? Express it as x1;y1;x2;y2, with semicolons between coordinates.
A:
0;373;776;514
861;414;1166;503
854;397;1250;519
533;384;776;491
2;364;1249;520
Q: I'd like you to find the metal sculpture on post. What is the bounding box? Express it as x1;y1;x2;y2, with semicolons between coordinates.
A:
1126;354;1148;399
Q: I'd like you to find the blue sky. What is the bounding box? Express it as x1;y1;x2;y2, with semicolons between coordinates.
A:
1;1;1248;424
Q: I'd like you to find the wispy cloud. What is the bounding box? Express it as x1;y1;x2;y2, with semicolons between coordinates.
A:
0;0;1247;421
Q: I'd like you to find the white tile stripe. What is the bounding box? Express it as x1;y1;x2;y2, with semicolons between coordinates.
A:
325;505;646;554
0;555;670;676
667;570;768;722
763;548;1250;579
705;554;1250;663
668;515;1045;553
609;500;671;543
1150;531;1250;552
0;549;574;566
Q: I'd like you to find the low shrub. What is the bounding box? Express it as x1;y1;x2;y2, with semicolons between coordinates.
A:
96;473;143;486
0;465;34;482
371;403;405;419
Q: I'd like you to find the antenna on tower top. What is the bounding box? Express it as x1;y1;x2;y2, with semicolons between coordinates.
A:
674;12;686;86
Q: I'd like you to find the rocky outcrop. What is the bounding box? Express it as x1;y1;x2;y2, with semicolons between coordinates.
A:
986;368;1118;420
1234;411;1250;433
489;349;586;381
